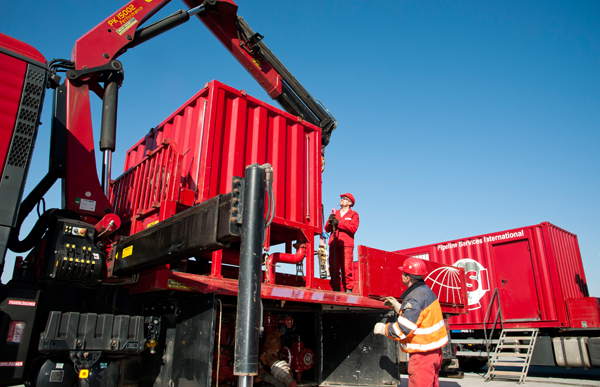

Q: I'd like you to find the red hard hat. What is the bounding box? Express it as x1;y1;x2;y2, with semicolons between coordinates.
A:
401;257;428;276
340;193;355;206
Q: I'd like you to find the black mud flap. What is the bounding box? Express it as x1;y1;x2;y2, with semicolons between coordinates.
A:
321;308;399;386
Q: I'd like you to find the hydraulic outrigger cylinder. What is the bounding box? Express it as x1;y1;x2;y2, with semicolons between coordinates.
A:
234;164;267;387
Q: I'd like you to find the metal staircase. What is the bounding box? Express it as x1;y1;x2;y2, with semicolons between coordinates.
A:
485;328;539;384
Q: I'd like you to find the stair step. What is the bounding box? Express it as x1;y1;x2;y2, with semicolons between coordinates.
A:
502;328;539;332
490;361;527;367
494;352;529;358
498;344;533;348
455;351;488;357
489;370;525;377
483;310;537;383
452;339;499;344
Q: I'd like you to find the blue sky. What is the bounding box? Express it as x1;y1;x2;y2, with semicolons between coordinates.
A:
2;1;599;296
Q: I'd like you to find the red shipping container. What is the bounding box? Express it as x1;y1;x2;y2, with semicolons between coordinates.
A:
396;222;588;330
111;80;322;245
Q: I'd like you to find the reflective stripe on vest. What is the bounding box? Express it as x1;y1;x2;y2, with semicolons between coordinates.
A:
401;335;448;352
392;322;406;340
397;315;417;331
413;320;445;335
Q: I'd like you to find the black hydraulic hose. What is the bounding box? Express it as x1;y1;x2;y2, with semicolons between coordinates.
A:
7;168;61;254
264;165;275;229
8;208;79;253
8;82;71;253
234;164;266;380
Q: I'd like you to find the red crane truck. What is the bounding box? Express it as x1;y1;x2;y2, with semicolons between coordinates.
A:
0;1;468;386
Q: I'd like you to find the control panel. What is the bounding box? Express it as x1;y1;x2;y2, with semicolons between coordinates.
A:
47;219;104;282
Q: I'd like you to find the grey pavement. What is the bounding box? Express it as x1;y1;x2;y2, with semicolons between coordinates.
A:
427;366;600;387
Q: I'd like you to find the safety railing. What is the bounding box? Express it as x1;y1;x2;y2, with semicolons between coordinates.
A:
110;139;184;229
483;288;503;361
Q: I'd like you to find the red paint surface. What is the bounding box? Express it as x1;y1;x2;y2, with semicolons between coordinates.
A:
566;297;600;328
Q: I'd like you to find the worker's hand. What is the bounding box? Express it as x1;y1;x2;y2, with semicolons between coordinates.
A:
328;214;339;227
373;322;386;335
383;296;401;313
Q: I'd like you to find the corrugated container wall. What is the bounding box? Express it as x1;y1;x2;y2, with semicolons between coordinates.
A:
113;80;322;243
396;222;588;330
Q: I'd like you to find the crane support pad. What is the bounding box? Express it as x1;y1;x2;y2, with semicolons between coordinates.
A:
112;195;237;276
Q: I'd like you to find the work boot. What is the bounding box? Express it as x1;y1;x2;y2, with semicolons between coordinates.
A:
345;289;353;293
332;287;340;292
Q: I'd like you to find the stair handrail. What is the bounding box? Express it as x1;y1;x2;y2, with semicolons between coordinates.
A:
483;288;503;360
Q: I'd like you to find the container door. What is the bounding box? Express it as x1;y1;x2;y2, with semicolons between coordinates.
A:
494;240;540;321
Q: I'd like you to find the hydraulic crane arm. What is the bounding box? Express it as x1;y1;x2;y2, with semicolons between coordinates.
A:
53;0;335;222
71;0;336;151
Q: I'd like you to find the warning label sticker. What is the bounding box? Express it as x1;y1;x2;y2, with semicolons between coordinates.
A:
167;279;191;290
0;362;24;367
8;300;36;307
78;198;97;212
123;246;133;258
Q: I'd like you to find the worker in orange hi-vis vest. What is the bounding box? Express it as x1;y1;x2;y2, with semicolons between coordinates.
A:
374;257;449;387
324;193;359;293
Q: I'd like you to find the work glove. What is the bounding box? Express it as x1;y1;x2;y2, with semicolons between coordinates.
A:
328;214;339;227
373;323;386;336
383;296;401;313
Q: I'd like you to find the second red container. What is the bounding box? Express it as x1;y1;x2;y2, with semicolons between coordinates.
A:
396;222;589;329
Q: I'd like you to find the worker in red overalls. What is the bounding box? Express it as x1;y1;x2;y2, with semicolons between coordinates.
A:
324;193;359;293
